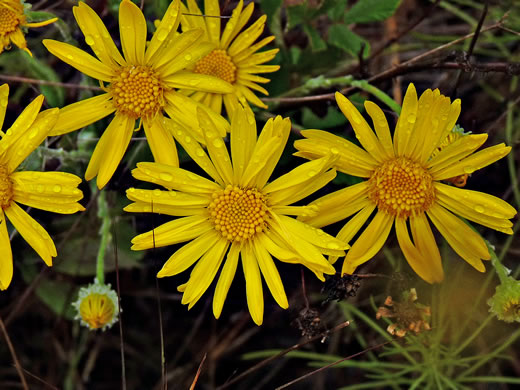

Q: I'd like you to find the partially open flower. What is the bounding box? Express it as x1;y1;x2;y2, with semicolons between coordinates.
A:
376;288;431;337
72;279;119;331
0;0;57;56
488;275;520;323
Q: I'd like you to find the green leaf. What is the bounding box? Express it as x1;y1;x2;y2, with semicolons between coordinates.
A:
25;11;58;23
301;106;348;129
286;4;308;30
326;0;349;21
345;0;401;24
303;25;327;52
328;24;370;57
260;0;283;22
24;55;65;107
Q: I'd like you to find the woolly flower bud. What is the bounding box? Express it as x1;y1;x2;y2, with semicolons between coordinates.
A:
488;276;520;323
72;279;119;331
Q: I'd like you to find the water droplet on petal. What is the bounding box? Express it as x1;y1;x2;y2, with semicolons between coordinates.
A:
53;185;62;193
159;172;173;181
475;205;485;213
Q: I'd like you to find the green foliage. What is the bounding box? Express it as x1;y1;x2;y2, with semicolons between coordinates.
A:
344;0;402;24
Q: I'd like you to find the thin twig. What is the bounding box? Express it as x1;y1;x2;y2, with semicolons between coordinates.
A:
263;19;505;104
216;320;351;389
189;353;207;390
275;339;394;389
0;74;102;91
301;267;309;310
113;223;127;390
451;1;489;97
0;315;29;390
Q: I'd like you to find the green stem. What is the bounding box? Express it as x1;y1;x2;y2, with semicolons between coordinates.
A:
96;190;111;285
350;80;402;114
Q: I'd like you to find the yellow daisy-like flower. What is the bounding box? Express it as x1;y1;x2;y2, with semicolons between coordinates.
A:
0;84;85;290
179;0;280;118
42;0;233;189
125;106;347;325
0;0;57;56
294;84;517;283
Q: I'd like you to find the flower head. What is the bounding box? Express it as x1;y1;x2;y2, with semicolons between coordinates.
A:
0;0;57;56
179;0;280;118
43;0;233;189
294;84;517;283
488;276;520;323
125;106;347;325
72;279;119;331
0;84;85;290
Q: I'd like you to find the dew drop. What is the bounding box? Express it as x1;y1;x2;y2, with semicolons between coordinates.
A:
475;205;485;213
159;172;173;181
184;54;192;61
463;166;473;174
36;184;44;193
330;147;339;154
85;35;95;46
53;185;62;193
156;28;168;41
212;139;224;148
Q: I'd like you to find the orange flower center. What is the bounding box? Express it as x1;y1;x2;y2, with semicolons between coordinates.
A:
367;157;435;218
0;164;13;209
208;185;268;242
79;293;116;330
194;49;236;84
0;4;21;37
109;65;164;120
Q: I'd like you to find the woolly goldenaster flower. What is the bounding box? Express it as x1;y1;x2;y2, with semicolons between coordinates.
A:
294;84;517;283
42;0;233;189
125;106;347;325
0;84;85;290
179;0;279;118
0;0;57;56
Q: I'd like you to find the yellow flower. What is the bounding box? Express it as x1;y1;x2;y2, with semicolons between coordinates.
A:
0;0;57;56
125;106;347;325
42;0;233;189
179;0;280;118
294;84;517;283
72;279;119;331
0;84;85;290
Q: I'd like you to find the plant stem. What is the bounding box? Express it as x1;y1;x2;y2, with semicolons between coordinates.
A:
96;190;111;285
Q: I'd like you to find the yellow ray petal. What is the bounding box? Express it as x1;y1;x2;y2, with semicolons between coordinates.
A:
228;15;267;57
74;2;125;67
235;49;279;67
132;162;221;193
329;201;376;264
198;108;233;184
230;105;256;181
233;36;276;63
181;0;206;34
342;211;394;274
253;116;292;188
300;182;369;228
146;0;181;63
294;130;377;177
426;203;489;271
427;134;487;172
12;171;84;214
0;94;43;158
220;0;249;49
6;108;59;172
50;93;115;136
0;84;9;130
164;118;223;185
42;39;115;81
181;238;229;307
393;83;418;157
242;242;264;325
204;0;221;44
395;217;441;283
92;114;134;189
364;100;394;159
163;71;233;93
213;243;240;318
131;215;213;250
5;202;57;266
410;213;444;282
152;28;203;72
143;117;179;167
157;230;221;277
432;144;511;181
253;239;288;309
235;83;267;109
119;0;146;64
125;188;209;212
268;168;336;207
156;39;214;78
335;92;386;163
0;210;13;290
